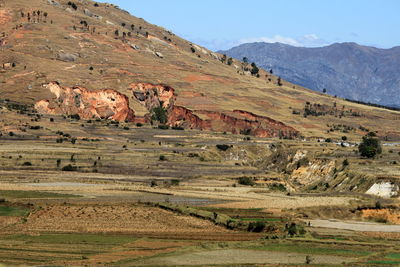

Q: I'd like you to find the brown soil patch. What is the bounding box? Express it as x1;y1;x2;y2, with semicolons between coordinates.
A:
0;216;21;229
361;209;400;224
180;91;204;97
184;74;214;82
362;231;400;240
19;205;229;234
13;33;24;39
0;10;10;25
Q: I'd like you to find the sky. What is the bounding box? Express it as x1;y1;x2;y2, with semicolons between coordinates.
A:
97;0;400;51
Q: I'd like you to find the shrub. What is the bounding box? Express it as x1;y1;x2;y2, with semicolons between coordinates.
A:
69;114;80;120
216;144;230;151
269;183;286;192
325;138;332;143
342;136;347;141
247;221;265;232
359;132;382;158
123;126;130;130
170;179;180;186
250;62;259;76
158;124;169;130
287;222;298;236
172;126;184;130
61;164;77;171
136;123;143;127
159;155;166;161
151;106;168;124
238;177;255;186
342;159;349;167
22;161;32;166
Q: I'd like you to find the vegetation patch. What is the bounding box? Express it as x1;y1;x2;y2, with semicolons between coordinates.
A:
0;190;79;199
0;206;29;216
5;233;137;246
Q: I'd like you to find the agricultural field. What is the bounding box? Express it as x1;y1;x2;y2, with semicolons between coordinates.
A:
0;106;399;266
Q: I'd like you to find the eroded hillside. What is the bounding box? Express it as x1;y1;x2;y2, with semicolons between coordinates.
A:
0;0;400;140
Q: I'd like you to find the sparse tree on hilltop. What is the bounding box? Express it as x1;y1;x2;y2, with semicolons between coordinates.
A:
250;62;259;76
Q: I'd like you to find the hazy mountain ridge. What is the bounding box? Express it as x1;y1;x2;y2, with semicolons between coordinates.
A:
221;42;400;107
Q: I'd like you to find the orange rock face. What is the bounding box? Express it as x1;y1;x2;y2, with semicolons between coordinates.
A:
362;209;400;224
35;82;135;121
129;83;175;110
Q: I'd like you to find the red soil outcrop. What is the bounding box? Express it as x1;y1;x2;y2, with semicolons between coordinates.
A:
168;106;211;130
35;82;135;121
197;110;299;138
130;83;299;138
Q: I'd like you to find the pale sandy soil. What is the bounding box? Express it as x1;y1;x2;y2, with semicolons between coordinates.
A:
309;219;400;232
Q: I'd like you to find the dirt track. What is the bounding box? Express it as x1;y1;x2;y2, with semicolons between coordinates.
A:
309;219;400;232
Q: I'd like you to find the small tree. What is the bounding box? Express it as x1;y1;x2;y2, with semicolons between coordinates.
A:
358;132;382;158
221;54;227;63
287;222;297;236
250;62;259;76
277;77;282;86
151;106;168;124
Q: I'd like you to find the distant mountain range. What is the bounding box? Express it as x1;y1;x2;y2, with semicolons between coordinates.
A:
220;42;400;108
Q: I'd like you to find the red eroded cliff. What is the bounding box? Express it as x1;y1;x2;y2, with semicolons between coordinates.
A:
168;106;211;130
35;82;135;121
196;110;299;138
129;82;299;138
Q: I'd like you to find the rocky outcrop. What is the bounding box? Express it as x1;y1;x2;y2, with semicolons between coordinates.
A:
366;182;399;198
130;83;175;110
291;160;336;186
35;82;135;121
130;83;299;138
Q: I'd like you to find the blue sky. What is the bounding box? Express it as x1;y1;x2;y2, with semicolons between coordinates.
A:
97;0;400;51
